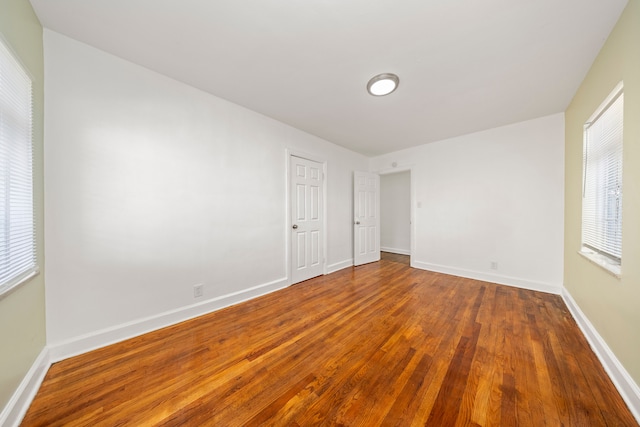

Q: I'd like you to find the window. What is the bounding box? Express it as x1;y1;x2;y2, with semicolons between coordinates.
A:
581;82;623;275
0;38;37;296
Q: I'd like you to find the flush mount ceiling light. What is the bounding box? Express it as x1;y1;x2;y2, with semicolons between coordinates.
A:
367;73;399;96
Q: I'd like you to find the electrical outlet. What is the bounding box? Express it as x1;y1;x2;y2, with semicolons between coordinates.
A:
490;261;498;270
193;284;203;298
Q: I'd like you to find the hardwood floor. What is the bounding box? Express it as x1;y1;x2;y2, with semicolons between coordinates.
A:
22;253;637;426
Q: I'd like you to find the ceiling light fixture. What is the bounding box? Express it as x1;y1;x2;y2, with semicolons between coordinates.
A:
367;73;399;96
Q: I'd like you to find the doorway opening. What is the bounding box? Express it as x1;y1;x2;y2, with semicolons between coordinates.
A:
379;169;412;263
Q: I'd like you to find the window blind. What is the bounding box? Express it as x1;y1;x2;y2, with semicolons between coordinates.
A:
582;87;623;262
0;38;37;295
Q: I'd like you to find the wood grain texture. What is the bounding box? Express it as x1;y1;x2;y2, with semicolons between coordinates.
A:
21;253;638;426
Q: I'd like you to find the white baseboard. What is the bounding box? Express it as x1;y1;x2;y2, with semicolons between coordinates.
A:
0;347;51;427
381;247;411;256
562;288;640;423
48;277;289;363
411;260;561;295
5;269;639;425
327;259;353;274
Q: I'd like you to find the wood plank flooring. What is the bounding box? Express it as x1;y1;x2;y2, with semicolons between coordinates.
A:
22;253;638;426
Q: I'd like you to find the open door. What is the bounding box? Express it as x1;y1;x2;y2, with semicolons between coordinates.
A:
354;171;380;266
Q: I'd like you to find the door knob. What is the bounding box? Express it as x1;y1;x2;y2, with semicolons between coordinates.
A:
355;221;360;225
292;224;298;229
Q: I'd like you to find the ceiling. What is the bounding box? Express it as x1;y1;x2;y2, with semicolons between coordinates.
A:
29;0;628;156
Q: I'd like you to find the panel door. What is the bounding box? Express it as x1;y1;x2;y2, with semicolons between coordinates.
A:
291;156;324;284
354;171;380;266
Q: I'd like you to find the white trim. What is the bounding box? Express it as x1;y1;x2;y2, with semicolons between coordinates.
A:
376;164;415;176
6;273;639;426
0;33;36;81
411;260;561;294
2;276;290;424
376;165;415;259
581;82;623;263
0;270;39;301
578;249;621;278
561;288;640;423
381;247;411;256
585;80;624;125
48;277;288;362
0;37;38;301
284;149;292;283
327;259;353;274
0;347;51;427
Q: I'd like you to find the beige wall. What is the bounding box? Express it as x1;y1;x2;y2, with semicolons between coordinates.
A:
0;0;46;413
565;0;640;385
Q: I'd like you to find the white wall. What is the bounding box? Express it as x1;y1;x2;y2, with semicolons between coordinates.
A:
42;28;565;358
380;171;411;255
370;114;565;293
43;30;367;356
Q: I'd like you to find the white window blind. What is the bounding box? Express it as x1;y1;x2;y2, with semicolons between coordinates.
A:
0;38;37;295
582;83;623;264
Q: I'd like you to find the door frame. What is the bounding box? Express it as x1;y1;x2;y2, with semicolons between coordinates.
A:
377;165;415;266
285;149;328;284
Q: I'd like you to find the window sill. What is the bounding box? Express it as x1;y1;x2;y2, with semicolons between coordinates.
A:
578;250;621;279
0;268;40;301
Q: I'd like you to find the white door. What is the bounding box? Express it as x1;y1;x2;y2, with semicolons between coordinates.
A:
354;171;380;266
291;156;324;284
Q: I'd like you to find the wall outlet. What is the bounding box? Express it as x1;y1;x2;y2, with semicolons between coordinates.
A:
490;261;498;270
193;284;204;298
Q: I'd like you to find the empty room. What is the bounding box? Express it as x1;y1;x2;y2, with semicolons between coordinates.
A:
1;0;639;425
